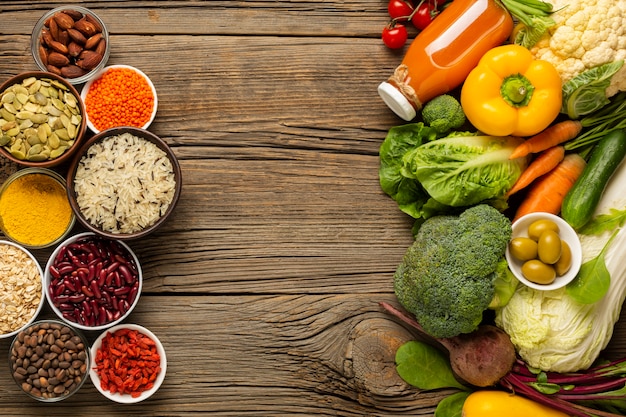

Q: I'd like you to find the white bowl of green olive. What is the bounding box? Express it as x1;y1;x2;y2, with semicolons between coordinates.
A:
506;212;582;291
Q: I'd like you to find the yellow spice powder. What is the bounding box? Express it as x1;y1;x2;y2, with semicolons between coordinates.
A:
0;173;72;246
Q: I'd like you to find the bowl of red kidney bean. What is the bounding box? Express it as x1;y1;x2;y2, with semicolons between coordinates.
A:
90;323;167;403
44;232;142;331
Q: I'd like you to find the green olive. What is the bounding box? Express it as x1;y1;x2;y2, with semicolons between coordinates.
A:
528;219;560;241
522;259;556;285
538;230;562;264
509;237;538;261
554;240;572;276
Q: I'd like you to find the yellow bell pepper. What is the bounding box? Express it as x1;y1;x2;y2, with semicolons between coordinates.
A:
462;390;570;417
460;44;562;137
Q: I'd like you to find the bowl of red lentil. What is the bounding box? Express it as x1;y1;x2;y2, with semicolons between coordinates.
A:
0;71;87;168
0;168;75;249
66;126;181;240
90;323;167;403
0;240;45;340
80;65;158;134
44;232;143;331
31;6;110;85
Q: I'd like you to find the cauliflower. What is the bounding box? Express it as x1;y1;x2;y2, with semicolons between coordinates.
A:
530;0;626;97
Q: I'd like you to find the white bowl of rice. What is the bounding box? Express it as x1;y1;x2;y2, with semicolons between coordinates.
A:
66;127;182;240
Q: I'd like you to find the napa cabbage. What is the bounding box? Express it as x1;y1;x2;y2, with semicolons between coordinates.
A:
495;160;626;373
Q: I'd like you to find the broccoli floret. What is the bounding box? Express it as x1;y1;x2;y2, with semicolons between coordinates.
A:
393;204;512;339
421;94;466;134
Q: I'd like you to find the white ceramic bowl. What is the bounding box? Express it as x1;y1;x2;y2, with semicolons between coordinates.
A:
44;232;142;331
0;240;45;339
90;324;167;403
506;212;582;291
80;64;158;133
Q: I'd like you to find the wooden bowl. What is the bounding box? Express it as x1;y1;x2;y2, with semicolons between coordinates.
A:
66;127;182;240
0;71;87;168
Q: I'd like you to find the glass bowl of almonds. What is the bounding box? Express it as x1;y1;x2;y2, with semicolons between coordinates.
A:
0;240;45;340
31;6;110;85
0;71;87;168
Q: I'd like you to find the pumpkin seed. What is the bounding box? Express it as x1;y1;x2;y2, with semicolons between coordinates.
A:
0;77;82;161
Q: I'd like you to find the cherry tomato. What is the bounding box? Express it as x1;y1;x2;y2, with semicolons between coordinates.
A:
388;0;414;22
382;23;408;49
411;0;439;31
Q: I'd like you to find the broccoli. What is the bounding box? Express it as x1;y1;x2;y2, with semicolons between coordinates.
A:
393;204;512;339
421;94;466;134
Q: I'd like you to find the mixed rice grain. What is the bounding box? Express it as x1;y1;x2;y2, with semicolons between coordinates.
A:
73;132;176;234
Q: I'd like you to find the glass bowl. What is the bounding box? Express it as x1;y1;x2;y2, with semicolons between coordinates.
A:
9;320;90;401
44;232;143;331
0;240;45;340
0;168;75;249
90;323;167;403
0;71;87;168
31;6;110;85
66;127;182;240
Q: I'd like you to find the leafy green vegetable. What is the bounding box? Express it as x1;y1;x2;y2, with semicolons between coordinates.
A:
379;123;440;219
395;341;467;391
435;391;471;417
566;230;619;304
512;15;555;48
403;135;528;207
579;208;626;235
489;258;519;309
561;61;624;119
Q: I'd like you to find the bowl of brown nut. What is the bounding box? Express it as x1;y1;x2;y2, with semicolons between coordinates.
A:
31;6;110;85
0;71;87;167
9;320;90;401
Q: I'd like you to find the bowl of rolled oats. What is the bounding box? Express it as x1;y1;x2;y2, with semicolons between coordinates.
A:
0;240;45;339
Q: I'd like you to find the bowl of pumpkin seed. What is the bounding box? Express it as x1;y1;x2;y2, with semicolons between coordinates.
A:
0;71;87;168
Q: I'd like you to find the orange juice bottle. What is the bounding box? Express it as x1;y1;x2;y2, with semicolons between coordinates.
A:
378;0;513;121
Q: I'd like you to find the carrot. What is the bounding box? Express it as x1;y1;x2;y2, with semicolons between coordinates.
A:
513;153;586;221
506;145;565;197
509;120;583;160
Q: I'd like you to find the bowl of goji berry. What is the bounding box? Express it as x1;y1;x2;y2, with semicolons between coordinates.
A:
90;323;167;403
80;64;158;134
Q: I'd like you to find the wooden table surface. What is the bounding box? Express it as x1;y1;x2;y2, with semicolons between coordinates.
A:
1;1;625;416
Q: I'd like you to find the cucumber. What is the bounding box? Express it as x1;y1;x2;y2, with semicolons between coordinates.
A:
561;128;626;230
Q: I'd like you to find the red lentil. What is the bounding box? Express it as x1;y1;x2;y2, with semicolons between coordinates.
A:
85;67;155;131
94;328;161;398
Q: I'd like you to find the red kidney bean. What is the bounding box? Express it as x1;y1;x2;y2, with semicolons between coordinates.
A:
48;236;140;327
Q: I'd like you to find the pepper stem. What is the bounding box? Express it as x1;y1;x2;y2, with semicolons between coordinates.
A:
501;74;535;107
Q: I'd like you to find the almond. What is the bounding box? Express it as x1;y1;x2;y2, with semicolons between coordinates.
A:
38;45;48;66
53;12;75;30
47;51;70;67
46;64;63;76
84;14;103;33
61;65;87;79
48;16;60;41
95;38;107;56
78;50;102;70
84;33;102;50
68;41;83;57
74;19;97;37
62;9;84;21
57;30;70;46
47;40;68;55
40;29;54;47
67;28;87;45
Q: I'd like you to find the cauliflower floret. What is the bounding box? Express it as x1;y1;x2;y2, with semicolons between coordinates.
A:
530;0;626;96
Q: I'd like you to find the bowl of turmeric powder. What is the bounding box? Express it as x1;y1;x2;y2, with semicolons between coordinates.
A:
0;168;75;249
